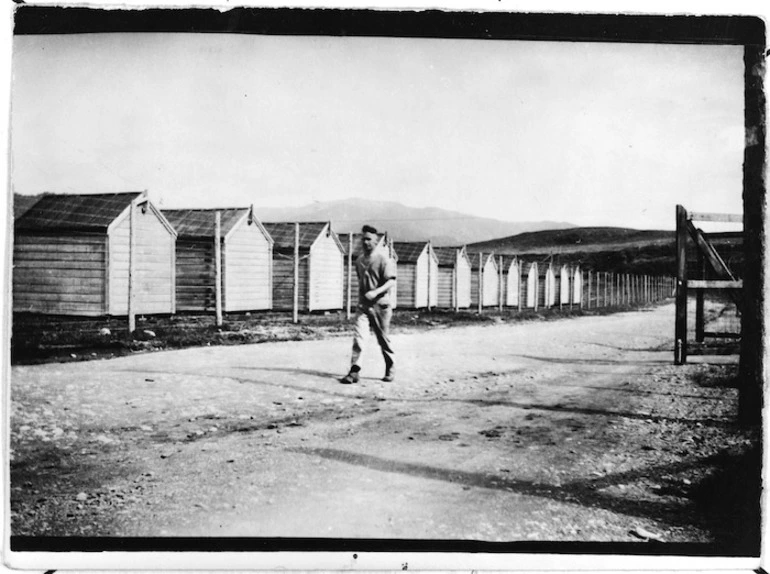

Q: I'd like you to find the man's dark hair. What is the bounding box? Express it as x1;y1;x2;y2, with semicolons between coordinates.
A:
362;225;378;235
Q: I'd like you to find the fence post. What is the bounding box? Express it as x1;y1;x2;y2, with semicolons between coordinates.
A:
293;222;300;324
214;211;223;327
675;205;688;364
127;199;136;335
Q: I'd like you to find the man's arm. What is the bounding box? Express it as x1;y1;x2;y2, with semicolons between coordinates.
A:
364;277;396;301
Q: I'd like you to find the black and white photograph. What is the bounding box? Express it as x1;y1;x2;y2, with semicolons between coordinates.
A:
2;2;767;570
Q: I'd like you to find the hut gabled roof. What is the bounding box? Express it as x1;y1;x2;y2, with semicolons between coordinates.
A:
263;221;333;254
15;192;147;232
162;207;268;240
393;241;431;264
467;251;497;271
433;246;467;267
13;193;45;220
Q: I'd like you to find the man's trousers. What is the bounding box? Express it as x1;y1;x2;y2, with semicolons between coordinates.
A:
350;303;394;371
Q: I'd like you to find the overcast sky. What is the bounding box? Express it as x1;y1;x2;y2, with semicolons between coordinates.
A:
10;32;744;230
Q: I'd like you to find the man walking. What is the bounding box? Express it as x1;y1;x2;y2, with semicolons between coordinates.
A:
340;225;397;384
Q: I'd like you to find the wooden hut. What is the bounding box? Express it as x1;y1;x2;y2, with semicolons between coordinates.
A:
524;262;538;309
394;241;438;309
162;207;273;313
501;255;520;308
572;266;583;306
559;264;570;308
262;222;344;312
469;252;500;308
539;264;557;309
342;232;399;310
13;191;176;316
433;246;472;309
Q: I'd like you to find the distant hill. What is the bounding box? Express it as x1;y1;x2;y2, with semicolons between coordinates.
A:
468;227;675;254
468;226;678;275
255;198;575;246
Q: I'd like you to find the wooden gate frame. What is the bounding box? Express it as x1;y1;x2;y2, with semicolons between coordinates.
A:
674;204;743;364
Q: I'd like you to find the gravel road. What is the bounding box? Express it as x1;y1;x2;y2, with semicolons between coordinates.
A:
10;302;755;548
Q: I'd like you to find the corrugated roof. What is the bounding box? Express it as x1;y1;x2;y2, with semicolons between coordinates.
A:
15;192;145;231
14;193;45;220
263;221;329;252
467;251;497;271
433;246;464;267
393;241;429;264
163;208;249;238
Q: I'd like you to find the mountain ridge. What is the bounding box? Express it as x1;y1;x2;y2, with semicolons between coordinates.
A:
253;198;576;246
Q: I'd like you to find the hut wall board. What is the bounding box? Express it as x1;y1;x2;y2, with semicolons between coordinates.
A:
429;254;439;308
506;261;519;307
456;256;471;308
272;256;309;311
224;222;272;312
414;250;429;308
308;233;343;311
471;269;479;307
436;267;453;308
175;238;215;311
108;207;175;316
13;232;106;315
526;264;538;308
573;268;583;304
482;258;499;307
397;263;416;308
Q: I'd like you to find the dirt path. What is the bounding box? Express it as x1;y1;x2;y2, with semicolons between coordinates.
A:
10;303;753;545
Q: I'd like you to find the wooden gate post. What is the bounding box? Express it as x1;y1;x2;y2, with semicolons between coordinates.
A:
675;205;689;364
214;211;223;327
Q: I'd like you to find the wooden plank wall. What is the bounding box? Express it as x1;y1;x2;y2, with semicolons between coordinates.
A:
429;254;439;308
308;233;343;311
414;251;429;308
272;257;309;311
224;224;272;312
525;264;538;308
506;261;519;307
13;233;106;315
109;207;175;315
436;267;453;307
456;256;471;308
559;266;570;306
397;263;416;308
482;258;499;307
175;239;215;311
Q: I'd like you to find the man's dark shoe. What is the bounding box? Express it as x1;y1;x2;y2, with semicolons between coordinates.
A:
382;368;395;382
340;370;360;384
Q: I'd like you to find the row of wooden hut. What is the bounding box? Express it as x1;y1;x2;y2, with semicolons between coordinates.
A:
12;191;583;317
